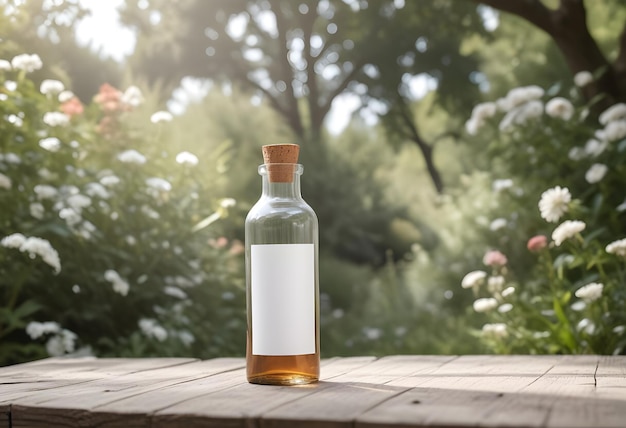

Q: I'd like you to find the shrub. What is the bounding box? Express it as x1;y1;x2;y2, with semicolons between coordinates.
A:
0;54;244;365
460;76;626;355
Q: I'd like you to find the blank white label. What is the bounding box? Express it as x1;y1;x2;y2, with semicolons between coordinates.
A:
251;244;315;356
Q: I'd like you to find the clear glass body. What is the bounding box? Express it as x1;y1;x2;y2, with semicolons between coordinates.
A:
245;163;320;385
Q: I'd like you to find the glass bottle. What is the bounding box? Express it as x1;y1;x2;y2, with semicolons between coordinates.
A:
245;144;320;385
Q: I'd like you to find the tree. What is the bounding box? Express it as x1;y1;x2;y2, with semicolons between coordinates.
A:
121;0;486;193
0;0;123;101
470;0;626;107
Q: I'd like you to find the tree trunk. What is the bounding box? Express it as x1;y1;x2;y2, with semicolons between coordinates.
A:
472;0;626;106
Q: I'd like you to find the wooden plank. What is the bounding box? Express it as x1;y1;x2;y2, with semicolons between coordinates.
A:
2;355;625;428
543;355;626;428
355;355;561;428
0;358;197;405
10;358;243;428
478;355;599;428
252;355;458;428
152;356;380;428
0;409;8;428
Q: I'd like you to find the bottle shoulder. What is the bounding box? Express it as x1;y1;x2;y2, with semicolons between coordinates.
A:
246;196;317;222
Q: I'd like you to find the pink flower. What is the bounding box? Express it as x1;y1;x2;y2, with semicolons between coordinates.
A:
527;235;548;252
60;97;84;117
483;250;508;267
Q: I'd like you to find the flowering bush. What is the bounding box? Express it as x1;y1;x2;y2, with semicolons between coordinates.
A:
0;54;245;364
461;74;626;355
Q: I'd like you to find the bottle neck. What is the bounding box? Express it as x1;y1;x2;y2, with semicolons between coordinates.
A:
262;173;302;199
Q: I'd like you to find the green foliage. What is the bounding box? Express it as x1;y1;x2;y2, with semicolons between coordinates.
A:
0;56;245;365
0;1;123;101
459;78;626;355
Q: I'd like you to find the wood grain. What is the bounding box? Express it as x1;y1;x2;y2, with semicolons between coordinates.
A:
1;355;625;428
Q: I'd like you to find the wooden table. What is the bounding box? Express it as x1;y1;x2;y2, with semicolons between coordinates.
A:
0;355;624;427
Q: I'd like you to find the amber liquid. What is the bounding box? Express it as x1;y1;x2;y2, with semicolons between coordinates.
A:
246;331;319;385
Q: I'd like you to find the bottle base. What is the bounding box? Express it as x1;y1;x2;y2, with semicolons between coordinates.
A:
247;372;318;386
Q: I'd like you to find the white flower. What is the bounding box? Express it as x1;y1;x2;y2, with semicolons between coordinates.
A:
11;53;42;72
603;120;626;142
39;137;62;152
489;218;507;231
220;198;236;208
584;139;607;157
164;286;188;299
85;182;110;199
574;71;593;88
150;111;173;123
104;269;130;296
58;90;75;103
585;163;608;184
363;327;383;340
492;178;513;192
146;177;172;192
501;286;515;297
60;329;77;353
0;172;11;189
552;220;586;246
4;82;18;94
117;149;147;164
26;321;60;339
58;208;80;227
617;200;626;212
34;184;58;200
43;112;70;127
499;100;544;131
40;79;65;96
473;297;498;312
45;336;65;356
175;151;199;166
1;233;26;249
178;331;195;346
497;85;544;112
6;114;23;127
66;194;92;212
539;186;571;223
139;318;168;342
100;175;121;186
2;153;21;164
121;85;144;107
498;303;513;313
568;147;585;161
599;103;626;125
18;236;61;273
141;205;160;219
465;102;497;135
487;275;505;294
575;282;603;302
461;270;487;289
545;97;574;120
606;238;626;257
0;59;11;71
482;323;508;338
576;318;596;335
30;202;45;219
571;301;586;311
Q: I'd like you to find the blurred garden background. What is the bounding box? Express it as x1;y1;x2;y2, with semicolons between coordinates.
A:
1;0;626;366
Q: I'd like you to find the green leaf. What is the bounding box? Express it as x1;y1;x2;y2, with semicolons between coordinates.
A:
617;138;626;153
13;300;42;319
553;298;576;352
192;211;221;232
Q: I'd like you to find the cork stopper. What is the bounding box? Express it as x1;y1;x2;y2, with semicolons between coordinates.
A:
262;144;300;182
